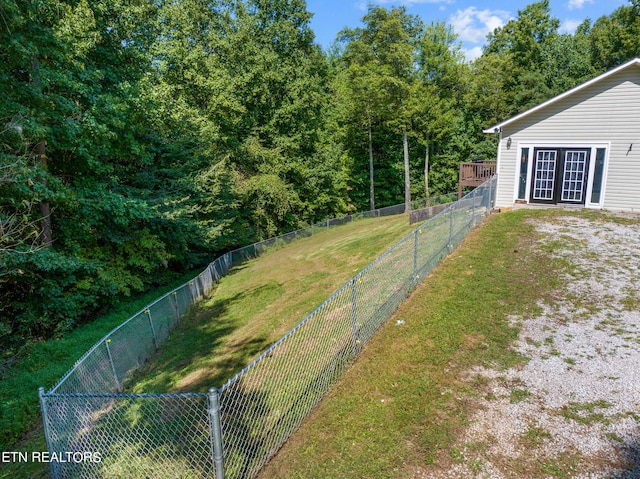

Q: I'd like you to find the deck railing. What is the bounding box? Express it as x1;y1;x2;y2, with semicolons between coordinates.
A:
458;161;497;198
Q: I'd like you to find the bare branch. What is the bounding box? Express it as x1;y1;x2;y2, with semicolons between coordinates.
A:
0;116;45;263
0;203;44;254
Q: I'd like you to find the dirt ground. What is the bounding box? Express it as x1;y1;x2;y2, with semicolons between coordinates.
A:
422;212;640;479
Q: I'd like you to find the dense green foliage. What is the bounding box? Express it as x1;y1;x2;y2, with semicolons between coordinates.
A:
0;0;639;448
0;0;346;354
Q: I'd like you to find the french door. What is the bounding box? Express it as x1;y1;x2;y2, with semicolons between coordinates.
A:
530;147;591;205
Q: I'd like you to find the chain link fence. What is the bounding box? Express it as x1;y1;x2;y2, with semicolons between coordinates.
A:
39;180;494;479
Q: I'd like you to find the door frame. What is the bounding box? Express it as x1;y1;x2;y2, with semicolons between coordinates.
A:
530;147;591;205
513;142;610;208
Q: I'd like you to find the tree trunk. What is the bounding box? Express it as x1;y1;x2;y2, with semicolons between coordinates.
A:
30;56;53;247
368;113;375;211
424;140;429;201
34;140;53;247
403;129;411;212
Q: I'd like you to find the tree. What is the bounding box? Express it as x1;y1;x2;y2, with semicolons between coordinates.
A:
540;22;596;96
0;122;43;261
483;0;561;114
153;0;347;238
0;0;178;347
485;0;559;70
337;6;424;212
590;0;640;71
416;21;465;198
465;53;517;128
333;52;388;210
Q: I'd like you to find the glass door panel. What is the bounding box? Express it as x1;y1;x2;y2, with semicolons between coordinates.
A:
533;150;556;200
561;151;587;202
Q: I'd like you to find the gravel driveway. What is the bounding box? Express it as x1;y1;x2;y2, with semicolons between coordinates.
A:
432;212;640;478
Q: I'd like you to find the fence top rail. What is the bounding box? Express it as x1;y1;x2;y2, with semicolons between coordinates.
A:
42;391;209;399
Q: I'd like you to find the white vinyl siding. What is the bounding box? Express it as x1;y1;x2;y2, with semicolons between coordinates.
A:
495;137;515;208
494;64;640;211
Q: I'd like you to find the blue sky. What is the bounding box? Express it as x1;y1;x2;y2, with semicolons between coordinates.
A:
306;0;629;60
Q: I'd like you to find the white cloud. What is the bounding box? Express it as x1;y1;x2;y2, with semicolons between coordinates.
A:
568;0;594;10
463;46;483;62
450;7;511;44
560;19;583;33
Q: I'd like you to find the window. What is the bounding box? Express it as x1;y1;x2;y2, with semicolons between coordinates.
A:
517;148;529;200
590;148;606;204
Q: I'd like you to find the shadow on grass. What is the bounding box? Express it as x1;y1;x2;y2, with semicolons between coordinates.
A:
125;283;277;394
612;438;640;478
43;280;282;479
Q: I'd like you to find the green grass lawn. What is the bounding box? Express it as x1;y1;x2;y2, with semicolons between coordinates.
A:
128;214;417;394
258;209;568;479
1;213;415;479
10;207;611;479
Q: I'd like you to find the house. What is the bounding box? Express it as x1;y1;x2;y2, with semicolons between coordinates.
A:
484;57;640;211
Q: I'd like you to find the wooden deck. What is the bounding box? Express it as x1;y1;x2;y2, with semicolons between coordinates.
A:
458;161;496;198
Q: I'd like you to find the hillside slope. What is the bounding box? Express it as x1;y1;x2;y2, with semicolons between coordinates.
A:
258;209;640;479
128;214;417;394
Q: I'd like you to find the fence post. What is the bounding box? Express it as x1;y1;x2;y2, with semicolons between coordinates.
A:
448;204;454;251
188;281;195;303
351;278;359;354
104;339;121;393
146;309;158;349
489;176;494;210
171;291;180;321
208;388;225;479
39;387;57;479
413;229;419;285
471;188;477;226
